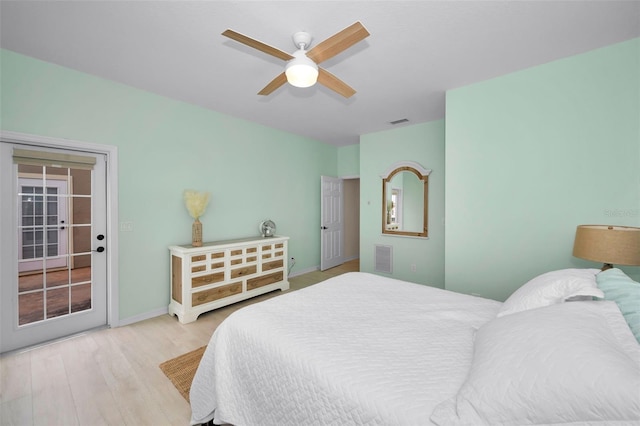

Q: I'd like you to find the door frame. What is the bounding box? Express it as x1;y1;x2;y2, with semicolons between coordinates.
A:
0;130;120;330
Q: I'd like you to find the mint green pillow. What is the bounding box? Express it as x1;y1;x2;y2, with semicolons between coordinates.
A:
596;268;640;343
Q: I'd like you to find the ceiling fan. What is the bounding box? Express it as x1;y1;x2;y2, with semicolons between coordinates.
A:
222;21;370;98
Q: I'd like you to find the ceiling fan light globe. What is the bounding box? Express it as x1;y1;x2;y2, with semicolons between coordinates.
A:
286;64;318;87
285;52;318;88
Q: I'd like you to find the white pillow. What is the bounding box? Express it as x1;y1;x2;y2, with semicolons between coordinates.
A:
497;268;602;318
430;301;640;425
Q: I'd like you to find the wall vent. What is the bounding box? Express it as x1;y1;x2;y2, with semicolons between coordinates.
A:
389;118;409;125
374;244;393;274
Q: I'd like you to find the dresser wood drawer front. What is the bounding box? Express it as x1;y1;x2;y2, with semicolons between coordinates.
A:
263;259;283;272
211;261;225;270
191;254;207;262
231;265;257;279
192;282;242;306
191;264;206;273
247;271;284;291
192;272;224;288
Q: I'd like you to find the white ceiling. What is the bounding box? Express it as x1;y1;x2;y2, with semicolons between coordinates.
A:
1;1;639;146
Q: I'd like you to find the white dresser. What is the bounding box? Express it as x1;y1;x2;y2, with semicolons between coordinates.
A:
168;236;289;323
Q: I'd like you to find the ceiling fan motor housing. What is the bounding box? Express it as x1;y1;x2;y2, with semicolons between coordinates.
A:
292;31;312;49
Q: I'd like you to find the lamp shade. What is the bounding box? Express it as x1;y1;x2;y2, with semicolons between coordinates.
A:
573;225;640;266
285;51;318;88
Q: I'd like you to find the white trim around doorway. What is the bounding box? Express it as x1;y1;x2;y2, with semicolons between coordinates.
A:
0;130;120;327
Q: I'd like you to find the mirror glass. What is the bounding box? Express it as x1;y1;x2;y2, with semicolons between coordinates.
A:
381;162;430;237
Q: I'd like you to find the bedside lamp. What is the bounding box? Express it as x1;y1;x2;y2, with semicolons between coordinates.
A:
572;225;640;271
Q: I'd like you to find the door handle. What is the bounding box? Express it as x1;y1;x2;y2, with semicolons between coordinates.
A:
321;226;328;230
60;220;65;230
93;247;105;253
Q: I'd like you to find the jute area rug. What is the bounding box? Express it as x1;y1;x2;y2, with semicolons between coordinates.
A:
159;346;207;402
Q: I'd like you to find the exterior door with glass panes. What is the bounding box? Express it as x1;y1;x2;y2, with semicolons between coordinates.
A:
0;143;107;353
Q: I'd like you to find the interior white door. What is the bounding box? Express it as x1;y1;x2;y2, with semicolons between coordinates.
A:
320;176;344;271
0;142;108;353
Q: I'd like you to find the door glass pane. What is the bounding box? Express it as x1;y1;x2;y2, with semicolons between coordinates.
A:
73;198;91;225
46;287;69;319
19;292;44;326
18;261;43;292
71;254;91;284
71;284;92;313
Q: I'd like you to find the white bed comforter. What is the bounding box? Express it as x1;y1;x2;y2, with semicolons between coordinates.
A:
190;272;501;426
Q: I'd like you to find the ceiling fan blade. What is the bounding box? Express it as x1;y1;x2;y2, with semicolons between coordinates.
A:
258;72;288;96
317;68;356;98
307;22;370;64
222;29;294;61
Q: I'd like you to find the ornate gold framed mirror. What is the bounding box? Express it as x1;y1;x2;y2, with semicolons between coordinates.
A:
381;161;431;237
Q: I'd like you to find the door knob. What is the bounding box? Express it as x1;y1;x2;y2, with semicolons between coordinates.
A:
321;226;328;230
94;247;105;253
97;234;105;240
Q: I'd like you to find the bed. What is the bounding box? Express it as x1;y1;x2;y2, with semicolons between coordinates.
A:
190;269;640;426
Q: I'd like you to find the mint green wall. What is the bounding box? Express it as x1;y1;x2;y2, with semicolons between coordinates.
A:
337;143;360;177
445;38;640;301
360;121;445;287
1;49;337;320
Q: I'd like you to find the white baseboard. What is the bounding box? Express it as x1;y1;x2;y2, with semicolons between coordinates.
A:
118;306;168;327
289;257;359;278
289;265;319;277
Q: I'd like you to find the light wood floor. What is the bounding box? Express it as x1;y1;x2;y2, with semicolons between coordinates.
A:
0;259;359;426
